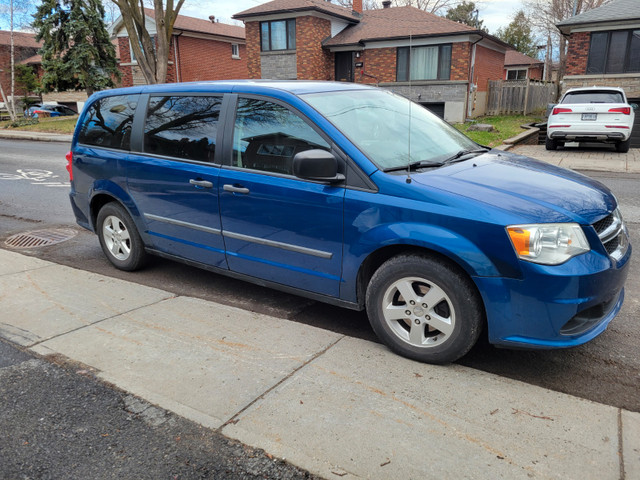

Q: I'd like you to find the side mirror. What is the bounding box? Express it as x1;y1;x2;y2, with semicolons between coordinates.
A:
630;103;638;110
293;149;345;184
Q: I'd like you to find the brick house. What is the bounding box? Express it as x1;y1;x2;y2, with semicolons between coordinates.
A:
0;31;41;101
110;9;247;87
503;50;543;81
233;0;511;122
557;0;640;146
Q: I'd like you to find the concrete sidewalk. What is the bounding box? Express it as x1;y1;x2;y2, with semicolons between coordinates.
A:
1;248;638;479
0;129;72;143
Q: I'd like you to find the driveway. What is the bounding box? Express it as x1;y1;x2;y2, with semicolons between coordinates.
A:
509;144;640;173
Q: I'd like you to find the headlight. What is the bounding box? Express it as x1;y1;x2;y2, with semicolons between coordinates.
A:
506;223;590;265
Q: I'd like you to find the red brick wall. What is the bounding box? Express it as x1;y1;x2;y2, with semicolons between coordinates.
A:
296;16;333;80
0;44;40;97
451;42;470;81
117;37;134;86
245;22;261;79
176;36;247;81
117;34;246;86
528;65;543;80
565;32;590;76
355;48;396;83
473;45;504;92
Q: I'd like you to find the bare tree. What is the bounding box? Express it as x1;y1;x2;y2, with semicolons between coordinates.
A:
525;0;611;81
110;0;186;84
393;0;460;14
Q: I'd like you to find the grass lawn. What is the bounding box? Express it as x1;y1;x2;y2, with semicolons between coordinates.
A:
454;115;544;148
1;115;78;134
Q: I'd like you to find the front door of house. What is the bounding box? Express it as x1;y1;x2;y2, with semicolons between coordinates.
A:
335;52;354;82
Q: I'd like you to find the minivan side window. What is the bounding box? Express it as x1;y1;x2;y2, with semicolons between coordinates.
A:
232;98;330;175
78;95;137;150
144;95;222;163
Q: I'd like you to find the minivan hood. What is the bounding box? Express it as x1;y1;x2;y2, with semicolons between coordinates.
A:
411;151;616;224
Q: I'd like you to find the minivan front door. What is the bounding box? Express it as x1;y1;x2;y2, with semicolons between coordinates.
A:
218;97;345;297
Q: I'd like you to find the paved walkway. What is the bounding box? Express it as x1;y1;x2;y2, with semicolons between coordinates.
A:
1;249;638;479
509;144;640;174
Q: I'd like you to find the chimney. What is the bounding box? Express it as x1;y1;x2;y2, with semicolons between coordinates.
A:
352;0;362;14
209;15;215;23
382;0;391;7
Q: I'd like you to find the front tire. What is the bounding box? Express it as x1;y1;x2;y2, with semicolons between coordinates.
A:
96;202;147;271
365;254;483;364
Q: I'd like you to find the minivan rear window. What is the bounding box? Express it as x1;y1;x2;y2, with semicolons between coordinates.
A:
144;95;222;163
78;95;138;150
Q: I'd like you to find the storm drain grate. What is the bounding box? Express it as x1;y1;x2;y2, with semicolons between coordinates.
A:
5;228;77;249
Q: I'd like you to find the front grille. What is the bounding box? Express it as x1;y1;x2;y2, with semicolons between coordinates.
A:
591;209;629;262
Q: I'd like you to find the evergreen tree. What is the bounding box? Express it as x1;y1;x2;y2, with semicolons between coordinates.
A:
33;0;119;97
444;1;485;31
496;10;539;58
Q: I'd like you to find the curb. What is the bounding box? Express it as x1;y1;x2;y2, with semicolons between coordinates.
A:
0;131;72;143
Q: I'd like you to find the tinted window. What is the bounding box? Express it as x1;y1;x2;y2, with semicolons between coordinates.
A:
586;29;640;74
232;98;329;175
561;90;624;104
78;95;137;150
144;96;222;162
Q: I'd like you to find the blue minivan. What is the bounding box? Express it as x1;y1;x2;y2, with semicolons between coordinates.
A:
68;81;631;364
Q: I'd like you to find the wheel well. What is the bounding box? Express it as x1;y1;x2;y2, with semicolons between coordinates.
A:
356;245;481;310
90;194;118;229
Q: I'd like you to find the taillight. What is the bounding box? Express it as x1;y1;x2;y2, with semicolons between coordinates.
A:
608;107;631;115
65;151;73;181
552;107;572;115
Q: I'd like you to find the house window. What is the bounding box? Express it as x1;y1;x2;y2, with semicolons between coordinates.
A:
260;19;296;51
396;45;451;82
231;43;240;58
586;29;640;74
506;69;527;80
129;37;155;64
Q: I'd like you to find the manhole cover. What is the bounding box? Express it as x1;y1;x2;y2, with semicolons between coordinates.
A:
5;228;77;249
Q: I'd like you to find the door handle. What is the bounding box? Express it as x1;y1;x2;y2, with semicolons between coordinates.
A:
189;179;213;189
223;184;250;194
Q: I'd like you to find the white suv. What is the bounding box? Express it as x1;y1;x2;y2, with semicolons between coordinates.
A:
546;86;636;152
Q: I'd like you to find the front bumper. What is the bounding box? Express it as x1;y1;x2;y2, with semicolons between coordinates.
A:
475;243;631;349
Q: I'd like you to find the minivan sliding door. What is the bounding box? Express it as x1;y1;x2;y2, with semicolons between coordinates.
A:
126;94;228;269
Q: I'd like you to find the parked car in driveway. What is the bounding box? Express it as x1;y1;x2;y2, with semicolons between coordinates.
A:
67;81;631;364
25;103;77;118
546;86;636;152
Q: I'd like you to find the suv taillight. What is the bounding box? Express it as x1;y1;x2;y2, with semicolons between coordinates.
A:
65;151;73;181
552;107;572;115
608;107;631;115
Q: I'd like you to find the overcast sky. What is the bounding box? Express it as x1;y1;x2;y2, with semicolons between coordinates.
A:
180;0;527;35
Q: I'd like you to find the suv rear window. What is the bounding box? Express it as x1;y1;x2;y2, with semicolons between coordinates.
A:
78;95;138;150
561;90;624;104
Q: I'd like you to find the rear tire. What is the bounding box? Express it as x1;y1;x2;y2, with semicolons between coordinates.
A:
365;254;483;364
616;138;630;153
545;136;558;150
96;202;147;271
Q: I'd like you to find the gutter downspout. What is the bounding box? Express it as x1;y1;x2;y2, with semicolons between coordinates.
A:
174;32;183;83
467;35;482;120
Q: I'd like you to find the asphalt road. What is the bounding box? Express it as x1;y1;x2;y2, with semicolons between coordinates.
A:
0;338;318;479
1;138;639;413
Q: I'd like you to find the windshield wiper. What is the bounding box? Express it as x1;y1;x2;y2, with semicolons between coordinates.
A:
383;160;445;173
382;148;490;173
442;148;490;164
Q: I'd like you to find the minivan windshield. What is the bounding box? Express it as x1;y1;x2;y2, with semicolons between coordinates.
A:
303;89;479;170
